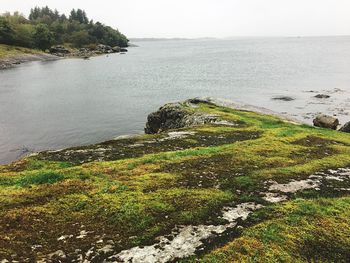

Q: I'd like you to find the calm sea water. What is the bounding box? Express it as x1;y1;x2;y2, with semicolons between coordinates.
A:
1;37;350;164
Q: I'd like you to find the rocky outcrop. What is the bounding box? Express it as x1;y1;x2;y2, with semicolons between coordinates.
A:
313;114;339;130
145;101;219;134
48;44;125;59
340;122;350;133
49;46;70;56
96;44;113;54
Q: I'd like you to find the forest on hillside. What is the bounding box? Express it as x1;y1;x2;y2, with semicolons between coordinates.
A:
0;6;128;50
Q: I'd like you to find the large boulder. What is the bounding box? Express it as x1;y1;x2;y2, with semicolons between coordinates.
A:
313;114;339;130
112;46;121;53
96;44;113;53
145;102;218;134
49;46;70;55
339;122;350;133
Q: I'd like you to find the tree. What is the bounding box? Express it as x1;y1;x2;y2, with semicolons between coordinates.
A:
70;31;91;47
1;7;129;49
69;9;77;22
33;23;53;50
0;17;14;44
13;24;34;47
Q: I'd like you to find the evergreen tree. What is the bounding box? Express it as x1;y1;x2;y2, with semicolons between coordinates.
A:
33;23;53;50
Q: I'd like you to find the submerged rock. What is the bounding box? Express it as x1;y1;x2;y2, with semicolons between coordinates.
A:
272;96;295;101
313;114;339;130
314;94;330;99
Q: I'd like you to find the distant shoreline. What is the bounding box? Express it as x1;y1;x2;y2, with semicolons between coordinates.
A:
0;44;128;70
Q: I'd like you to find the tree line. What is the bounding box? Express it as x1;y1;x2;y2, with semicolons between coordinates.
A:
0;6;129;50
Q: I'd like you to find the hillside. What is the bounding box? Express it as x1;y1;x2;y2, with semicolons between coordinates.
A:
0;99;349;262
0;6;128;51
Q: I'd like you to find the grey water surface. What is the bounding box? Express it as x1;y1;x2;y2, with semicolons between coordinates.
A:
1;36;350;164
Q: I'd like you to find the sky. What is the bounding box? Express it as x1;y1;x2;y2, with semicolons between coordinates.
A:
1;0;349;38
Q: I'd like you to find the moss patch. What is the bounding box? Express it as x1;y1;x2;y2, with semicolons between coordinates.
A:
0;101;349;261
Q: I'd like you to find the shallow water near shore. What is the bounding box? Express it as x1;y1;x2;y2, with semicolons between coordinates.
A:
0;36;350;164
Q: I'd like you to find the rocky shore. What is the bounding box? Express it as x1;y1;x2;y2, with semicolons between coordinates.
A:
0;53;59;70
48;44;128;58
0;44;128;70
0;98;349;262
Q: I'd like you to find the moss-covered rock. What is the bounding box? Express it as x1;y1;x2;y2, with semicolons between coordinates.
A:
0;99;349;262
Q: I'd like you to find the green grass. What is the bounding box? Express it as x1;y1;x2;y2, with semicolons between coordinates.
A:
16;171;65;187
0;44;43;59
0;101;349;261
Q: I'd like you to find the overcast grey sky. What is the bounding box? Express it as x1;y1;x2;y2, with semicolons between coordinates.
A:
1;0;349;38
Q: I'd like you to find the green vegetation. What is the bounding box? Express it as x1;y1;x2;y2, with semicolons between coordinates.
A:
0;6;128;51
187;197;350;262
0;44;43;58
0;102;349;261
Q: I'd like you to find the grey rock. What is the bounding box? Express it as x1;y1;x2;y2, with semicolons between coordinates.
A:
272;96;295;101
314;94;330;99
89;244;115;262
313;114;339;130
49;46;70;55
339;122;350;133
120;48;128;52
96;44;113;54
145;102;218;134
112;46;121;53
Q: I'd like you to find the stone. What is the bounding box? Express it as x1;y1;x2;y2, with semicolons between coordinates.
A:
314;94;330;99
49;46;70;55
120;48;128;52
144;103;218;134
313;114;339;130
112;46;121;53
49;250;66;260
271;96;295;101
96;44;113;54
339;122;350;133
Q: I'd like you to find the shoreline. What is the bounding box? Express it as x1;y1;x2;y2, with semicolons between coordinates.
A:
0;44;128;70
0;98;304;166
0;53;61;70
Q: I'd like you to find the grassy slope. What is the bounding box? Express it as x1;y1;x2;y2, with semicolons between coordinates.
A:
0;44;43;59
0;102;349;261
